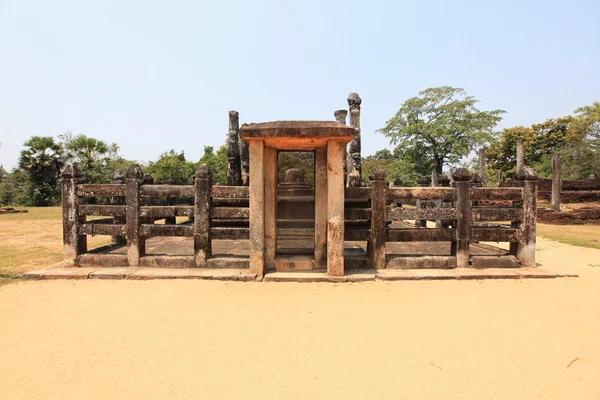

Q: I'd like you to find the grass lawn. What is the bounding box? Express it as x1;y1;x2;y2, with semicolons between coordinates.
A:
0;207;110;278
537;223;600;250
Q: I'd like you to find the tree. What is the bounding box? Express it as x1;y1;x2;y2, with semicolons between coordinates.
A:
487;116;578;180
198;145;228;184
361;147;418;186
18;136;63;206
146;150;196;184
379;86;504;176
277;152;314;182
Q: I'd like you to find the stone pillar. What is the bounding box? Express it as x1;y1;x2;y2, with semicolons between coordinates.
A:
369;168;387;270
227;110;242;186
264;147;277;270
497;170;503;186
240;131;250;187
314;147;328;267
517;167;538;267
327;140;345;276
516;139;524;175
347;93;362;187
334;109;348;182
126;164;144;266
61;164;86;262
111;169;126;245
415;176;429;228
431;170;438;187
452;168;472;268
194;164;212;267
551;153;561;212
249;140;265;275
478;147;485;186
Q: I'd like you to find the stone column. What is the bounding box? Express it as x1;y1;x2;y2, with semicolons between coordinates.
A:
126;164;144;266
240;130;250;187
551;153;561;212
327;140;345;276
264;147;277;270
227;110;242;186
111;169;126;245
478;147;485;186
194;164;212;267
415;176;429;228
516;139;524;175
347;93;362;187
334;110;348;182
497;170;503;186
369;168;387;270
431;170;438;187
452;168;472;268
314;147;328;267
62;164;86;262
249;140;265;275
517;167;538;267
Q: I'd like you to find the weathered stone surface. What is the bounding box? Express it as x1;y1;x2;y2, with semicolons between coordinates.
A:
515;167;538;267
453;169;472;267
369;167;387;270
516;268;559;279
314;147;328;267
89;268;133;279
454;268;520;279
62;163;86;262
23;268;96;280
264;147;277;270
386;256;456;269
77;254;128;268
551;153;561;211
263;272;348;283
327;140;345;276
376;269;458;281
249;140;265;275
470;255;519;269
274;256;315;272
347;93;362;187
126;164;144;266
227;110;242;186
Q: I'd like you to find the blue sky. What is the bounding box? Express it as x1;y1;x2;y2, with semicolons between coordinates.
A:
1;0;599;170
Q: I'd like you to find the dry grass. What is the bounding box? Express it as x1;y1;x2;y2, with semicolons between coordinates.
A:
0;207;110;277
537;223;600;250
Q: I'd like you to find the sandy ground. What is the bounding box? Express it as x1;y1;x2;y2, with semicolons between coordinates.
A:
1;237;600;400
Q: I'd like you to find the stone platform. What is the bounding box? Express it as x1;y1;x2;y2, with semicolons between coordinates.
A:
22;267;576;282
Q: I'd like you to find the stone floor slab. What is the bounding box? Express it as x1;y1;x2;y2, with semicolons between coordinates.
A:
454;268;521;280
89;268;134;279
346;270;377;282
376;269;459;281
263;272;348;283
516;268;560;279
23;268;97;280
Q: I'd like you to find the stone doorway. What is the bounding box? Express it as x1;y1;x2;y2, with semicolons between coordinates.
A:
275;151;316;270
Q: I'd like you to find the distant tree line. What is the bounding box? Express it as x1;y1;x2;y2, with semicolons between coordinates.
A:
1;88;598;205
0;133;228;206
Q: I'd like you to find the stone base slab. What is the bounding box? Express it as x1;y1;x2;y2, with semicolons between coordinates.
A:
22;267;576;282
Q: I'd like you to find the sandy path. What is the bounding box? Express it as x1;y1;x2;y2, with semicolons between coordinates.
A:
1;237;599;400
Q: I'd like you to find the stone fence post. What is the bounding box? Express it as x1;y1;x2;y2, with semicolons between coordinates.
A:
415;176;429;228
369;168;387;270
111;169;126;245
62;164;86;263
126;164;144;266
452;168;472;268
194;164;212;267
516;167;537;267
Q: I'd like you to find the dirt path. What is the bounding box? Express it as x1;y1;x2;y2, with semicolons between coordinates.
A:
1;237;599;399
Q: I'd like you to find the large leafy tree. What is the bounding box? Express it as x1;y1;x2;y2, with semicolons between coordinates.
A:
361;148;417;186
198;145;228;184
379;86;504;176
486;116;584;179
18;136;63;206
146;150;196;185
